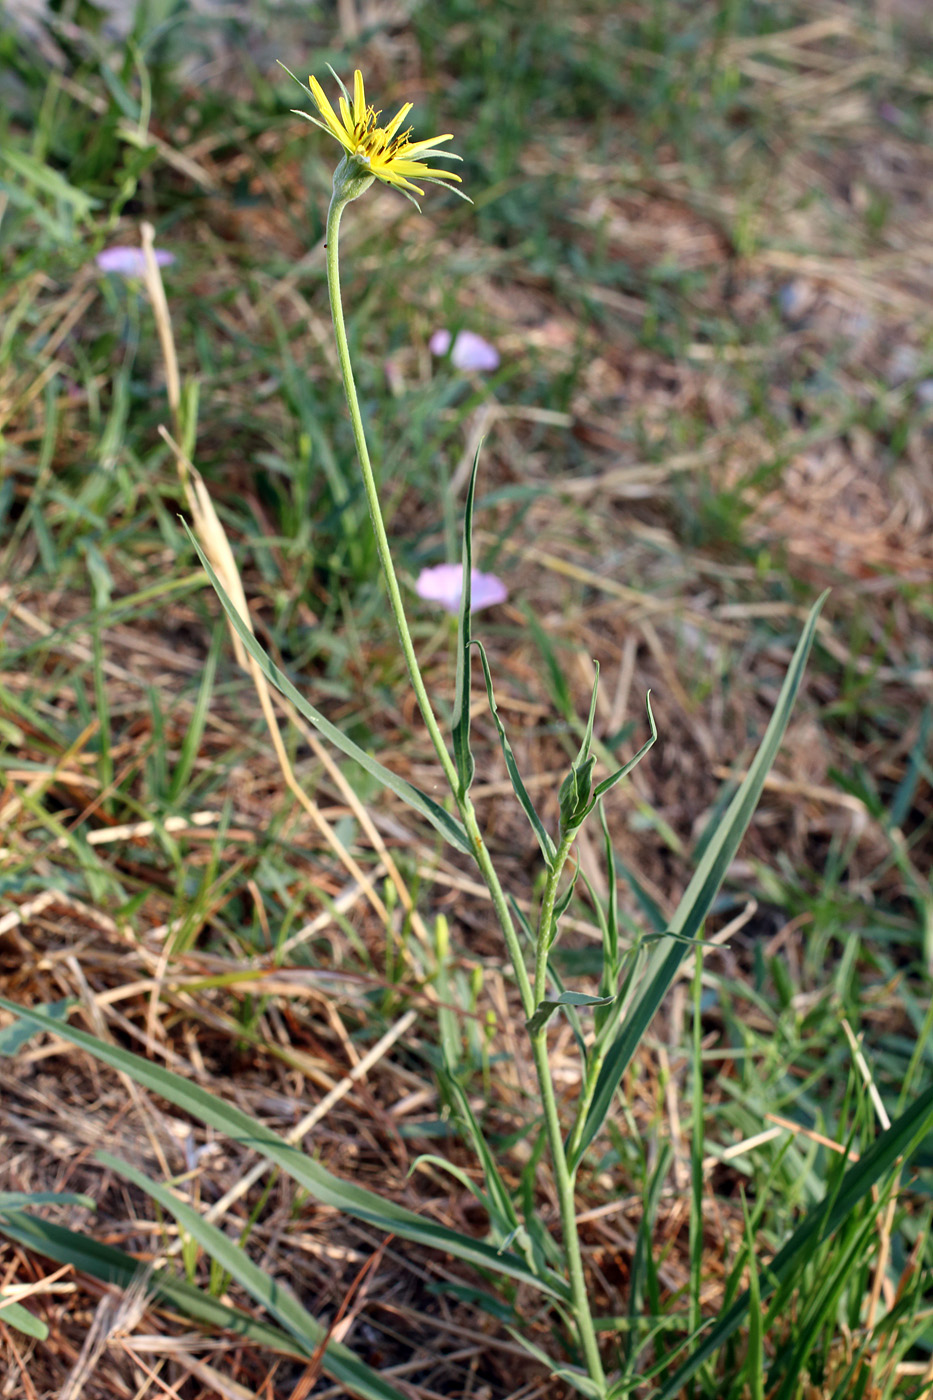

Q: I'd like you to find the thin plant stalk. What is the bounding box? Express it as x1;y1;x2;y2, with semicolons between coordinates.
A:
324;185;606;1392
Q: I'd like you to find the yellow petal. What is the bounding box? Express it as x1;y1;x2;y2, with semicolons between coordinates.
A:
309;76;353;150
353;70;365;127
383;102;413;142
396;134;454;157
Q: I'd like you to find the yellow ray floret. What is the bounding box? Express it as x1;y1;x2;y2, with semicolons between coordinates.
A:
297;66;464;200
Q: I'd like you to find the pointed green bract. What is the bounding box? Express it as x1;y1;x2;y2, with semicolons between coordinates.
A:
558;664;600;833
182;522;471;856
569;594;828;1170
475;639;557;868
589;693;657;809
0;997;569;1301
452;444;482;797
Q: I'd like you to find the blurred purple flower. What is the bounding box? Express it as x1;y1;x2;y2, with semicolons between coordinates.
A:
879;102;907;127
429;328;500;373
415;563;507;614
95;246;175;277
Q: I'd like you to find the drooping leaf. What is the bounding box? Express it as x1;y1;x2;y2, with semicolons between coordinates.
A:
526;992;615;1036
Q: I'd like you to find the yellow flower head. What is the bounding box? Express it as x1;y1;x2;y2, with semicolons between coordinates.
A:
290;66;467;207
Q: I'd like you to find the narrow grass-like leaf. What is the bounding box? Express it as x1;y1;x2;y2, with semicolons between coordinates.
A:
0;999;73;1055
0;1211;308;1356
451;444;481;797
0;1192;94;1213
97;1151;408;1400
618;1142;672;1381
744;1204;764;1400
475;640;556;868
442;1074;521;1240
0;997;569;1301
182;522;471;856
0;1295;48;1339
570;595;827;1168
548;857;580;952
653;1078;933;1399
0;148;102;218
597;803;619;985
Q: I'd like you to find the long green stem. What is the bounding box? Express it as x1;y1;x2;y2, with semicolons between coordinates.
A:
325;189;534;1015
534;830;574;1007
325;192;458;794
531;1028;606;1387
325;185;603;1392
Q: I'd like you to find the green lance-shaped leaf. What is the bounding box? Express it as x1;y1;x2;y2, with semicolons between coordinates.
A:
182;522;471;856
653;1079;933;1400
0;997;570;1302
475;639;557;868
451;443;482;797
97;1151;409;1400
568;594;827;1170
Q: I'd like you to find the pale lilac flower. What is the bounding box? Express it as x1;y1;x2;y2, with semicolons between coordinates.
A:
95;246;175;277
415;563;507;613
429;328;500;373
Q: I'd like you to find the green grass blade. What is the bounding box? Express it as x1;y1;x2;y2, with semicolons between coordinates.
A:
0;1211;308;1356
653;1078;933;1399
0;1295;48;1340
182;521;471;856
443;1074;520;1236
0;997;569;1301
570;594;827;1169
0;1192;95;1212
475;639;557;868
452;443;481;798
97;1151;409;1400
744;1203;764;1400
